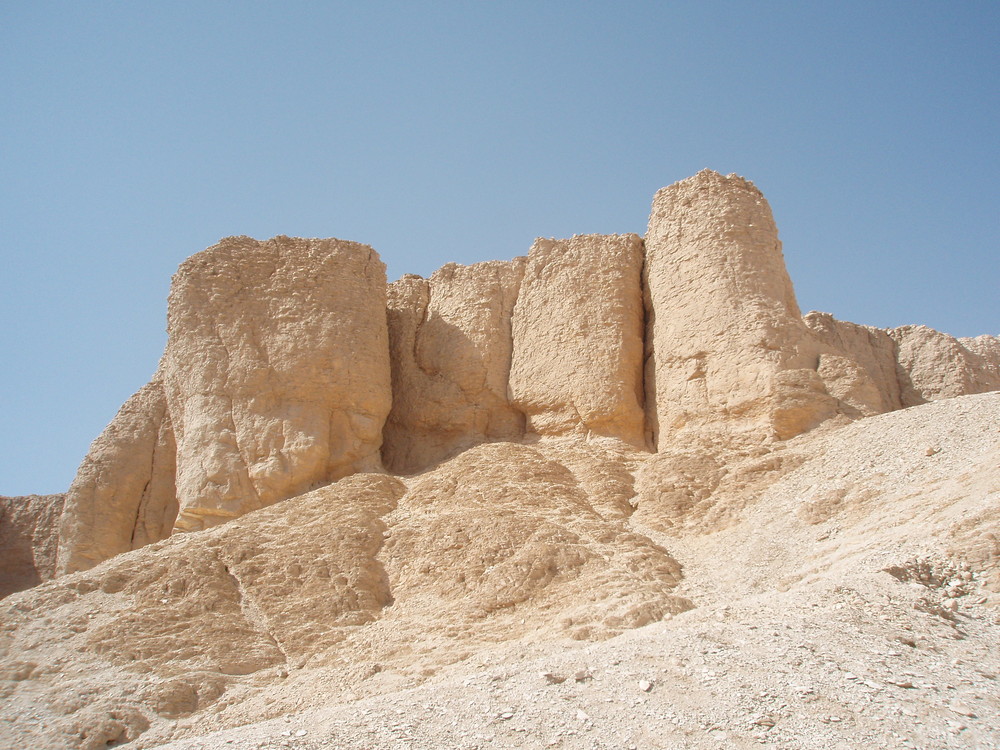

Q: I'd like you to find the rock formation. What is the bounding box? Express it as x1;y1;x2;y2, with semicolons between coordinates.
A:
3;170;1000;749
5;169;998;587
890;325;1000;406
642;170;837;446
55;378;176;575
382;259;525;474
510;234;647;447
163;236;392;532
0;494;64;598
803;311;902;417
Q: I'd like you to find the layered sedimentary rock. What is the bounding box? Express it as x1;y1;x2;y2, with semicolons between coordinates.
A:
510;234;646;447
56;378;176;575
163;236;392;532
891;326;1000;406
382;260;525;474
804;311;902;417
0;494;64;598
643;170;836;445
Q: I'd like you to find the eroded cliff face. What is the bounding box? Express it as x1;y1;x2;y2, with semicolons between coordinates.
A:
891;325;1000;406
510;234;647;447
382;259;525;474
163;236;392;532
15;170;998;586
0;494;64;597
56;377;176;575
643;170;837;446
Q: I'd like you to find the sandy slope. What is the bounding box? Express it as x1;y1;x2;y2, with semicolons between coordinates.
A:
4;393;1000;749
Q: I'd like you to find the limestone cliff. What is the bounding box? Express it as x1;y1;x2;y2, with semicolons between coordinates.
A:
510;234;646;447
7;169;995;588
643;170;837;445
163;236;392;532
382;259;525;474
56;377;176;575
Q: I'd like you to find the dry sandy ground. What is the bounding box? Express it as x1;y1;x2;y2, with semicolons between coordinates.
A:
4;393;999;749
153;393;1000;750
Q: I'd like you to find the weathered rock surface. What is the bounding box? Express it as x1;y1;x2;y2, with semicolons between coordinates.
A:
382;260;525;474
56;377;176;575
163;236;392;532
0;494;64;598
510;235;647;447
643;170;837;447
0;443;690;748
891;325;1000;406
804;311;903;416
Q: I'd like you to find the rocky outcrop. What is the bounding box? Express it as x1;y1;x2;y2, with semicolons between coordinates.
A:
0;494;64;598
30;172;1000;582
804;311;902;417
163;236;392;532
56;378;176;575
643;170;836;446
891;326;1000;406
510;235;647;447
382;260;525;474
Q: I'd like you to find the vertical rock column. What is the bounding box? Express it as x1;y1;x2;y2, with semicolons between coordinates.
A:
509;234;647;447
643;170;836;446
382;260;526;474
164;236;392;532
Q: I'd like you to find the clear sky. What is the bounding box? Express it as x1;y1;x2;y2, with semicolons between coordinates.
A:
2;2;997;495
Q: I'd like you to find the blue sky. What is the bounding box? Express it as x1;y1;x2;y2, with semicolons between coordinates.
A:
2;2;997;495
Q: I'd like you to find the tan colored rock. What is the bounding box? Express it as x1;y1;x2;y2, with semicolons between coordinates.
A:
56;378;177;575
163;236;392;532
891;325;1000;406
0;444;690;747
804;311;902;416
510;234;646;446
0;494;64;598
643;170;836;445
382;260;525;474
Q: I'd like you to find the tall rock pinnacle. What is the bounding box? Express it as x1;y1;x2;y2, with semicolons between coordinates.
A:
643;170;836;446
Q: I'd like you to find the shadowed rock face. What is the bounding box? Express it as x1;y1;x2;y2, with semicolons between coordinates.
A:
163;236;392;532
0;494;64;598
382;259;526;475
510;234;647;447
643;170;836;446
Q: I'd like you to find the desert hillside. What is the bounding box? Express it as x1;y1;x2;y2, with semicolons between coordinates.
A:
1;171;998;749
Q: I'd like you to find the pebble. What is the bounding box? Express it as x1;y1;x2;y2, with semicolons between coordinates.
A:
639;679;653;692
